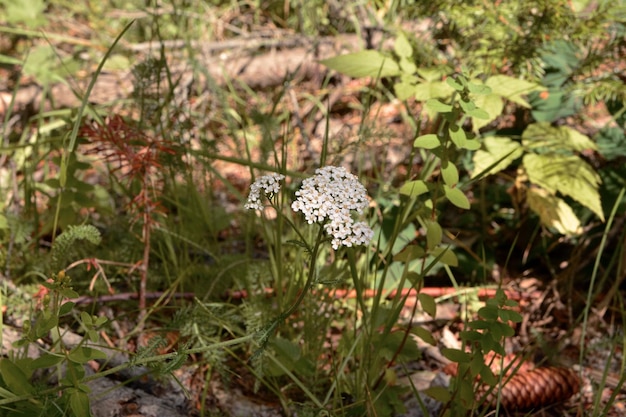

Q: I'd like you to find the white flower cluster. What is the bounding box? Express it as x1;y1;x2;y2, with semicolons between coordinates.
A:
291;166;373;250
244;173;285;210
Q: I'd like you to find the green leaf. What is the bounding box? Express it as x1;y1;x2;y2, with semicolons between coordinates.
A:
471;136;523;179
442;348;470;363
526;187;582;235
59;301;75;316
320;51;401;78
523;153;604;220
486;75;544;108
443;185;470;209
0;359;35;395
394;33;413;59
393;244;425;262
399;180;429;198
418;293;437;318
446;77;464;91
477;305;499;320
498;309;523;323
413;134;441;149
430;246;458;266
68;347;107;364
69;389;92;417
448;126;467;148
425;219;442;250
412;326;436;345
467;81;492;95
426;99;453;113
471;94;504;131
522;122;596;152
31;353;64;369
424;386;452;403
467;107;490;119
414;81;455;101
441;160;459;187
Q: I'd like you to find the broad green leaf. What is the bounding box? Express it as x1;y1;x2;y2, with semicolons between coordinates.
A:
59;301;75;316
412;326;436;345
441;161;459;186
394;33;413;59
31;353;64;369
426;99;453;113
446;77;464;91
413;134;441;149
0;359;35;395
443;185;470;209
467;107;490;119
69;389;92;417
418;293;437;318
522;122;596;152
442;348;470;363
393;244;425;262
471;136;523;179
424;386;452;403
467;81;492;95
526;187;582;235
400;180;429;198
458;99;477;113
399;57;417;74
471;94;504;131
463;139;481;150
431;246;458;266
413;81;455;101
68;347;107;364
397;79;417;101
416;67;451;82
448;126;467;149
320;51;401;78
499;308;523;323
523;153;604;220
425;219;442;250
486;75;544;108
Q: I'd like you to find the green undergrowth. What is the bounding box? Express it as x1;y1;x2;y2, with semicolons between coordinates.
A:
1;1;625;416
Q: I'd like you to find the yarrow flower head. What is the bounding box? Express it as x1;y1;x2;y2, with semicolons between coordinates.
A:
244;173;285;210
291;166;373;250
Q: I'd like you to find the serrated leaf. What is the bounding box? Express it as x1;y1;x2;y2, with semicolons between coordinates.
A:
448;126;467;148
486;75;544;108
394;33;413;59
426;99;453;113
413;134;441;149
425;219;442;250
523;153;604;220
522;122;596;152
526;187;582;235
443;185;470;209
472;136;523;179
320;51;400;78
399;180;429;198
418;293;437;318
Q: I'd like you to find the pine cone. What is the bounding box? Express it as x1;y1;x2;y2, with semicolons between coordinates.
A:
482;366;580;410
